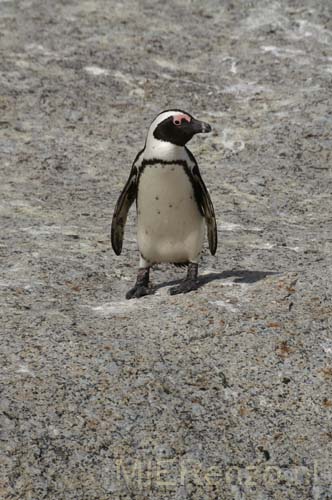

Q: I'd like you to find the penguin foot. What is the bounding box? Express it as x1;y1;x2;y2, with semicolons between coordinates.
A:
126;267;153;299
126;285;154;300
169;279;200;296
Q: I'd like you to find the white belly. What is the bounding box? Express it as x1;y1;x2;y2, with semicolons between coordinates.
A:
137;163;205;264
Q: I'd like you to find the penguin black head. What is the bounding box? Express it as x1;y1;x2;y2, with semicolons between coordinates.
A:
151;109;211;146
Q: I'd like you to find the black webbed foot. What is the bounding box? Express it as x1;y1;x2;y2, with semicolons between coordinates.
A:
169;262;200;296
169;279;200;295
126;267;153;299
126;285;154;300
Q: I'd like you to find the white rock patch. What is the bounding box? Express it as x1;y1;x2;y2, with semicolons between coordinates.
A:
84;66;109;76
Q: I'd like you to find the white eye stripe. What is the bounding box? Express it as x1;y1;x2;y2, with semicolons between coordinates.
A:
173;113;191;126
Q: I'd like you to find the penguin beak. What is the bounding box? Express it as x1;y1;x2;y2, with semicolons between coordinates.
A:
190;118;212;135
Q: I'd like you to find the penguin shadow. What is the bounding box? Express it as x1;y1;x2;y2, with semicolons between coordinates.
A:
154;270;280;292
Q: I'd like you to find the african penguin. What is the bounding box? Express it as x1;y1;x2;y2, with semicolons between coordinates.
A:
111;109;217;299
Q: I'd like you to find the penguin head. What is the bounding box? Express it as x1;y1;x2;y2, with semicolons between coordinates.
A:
147;109;211;147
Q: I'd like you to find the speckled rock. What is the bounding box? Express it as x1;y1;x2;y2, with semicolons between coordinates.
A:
1;0;332;499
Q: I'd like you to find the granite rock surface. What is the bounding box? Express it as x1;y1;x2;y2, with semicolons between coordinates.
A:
1;0;332;498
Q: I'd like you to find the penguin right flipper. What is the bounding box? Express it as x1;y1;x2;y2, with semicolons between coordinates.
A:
111;165;138;255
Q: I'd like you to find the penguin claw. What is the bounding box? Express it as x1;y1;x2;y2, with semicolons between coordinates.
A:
126;285;154;300
169;279;200;296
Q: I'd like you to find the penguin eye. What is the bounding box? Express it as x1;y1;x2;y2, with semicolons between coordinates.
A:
174;118;182;126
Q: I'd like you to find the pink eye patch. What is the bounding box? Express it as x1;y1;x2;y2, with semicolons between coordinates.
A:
173;114;191;125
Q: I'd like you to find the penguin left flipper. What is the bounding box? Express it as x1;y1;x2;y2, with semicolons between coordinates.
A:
111;165;138;255
189;161;218;256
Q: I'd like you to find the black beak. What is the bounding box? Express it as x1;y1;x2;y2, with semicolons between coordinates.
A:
190;118;212;134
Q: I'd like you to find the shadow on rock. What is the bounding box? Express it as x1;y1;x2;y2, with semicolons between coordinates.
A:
201;270;280;285
155;270;280;291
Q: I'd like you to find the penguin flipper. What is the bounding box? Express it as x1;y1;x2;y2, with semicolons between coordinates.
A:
111;165;138;255
191;164;218;255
